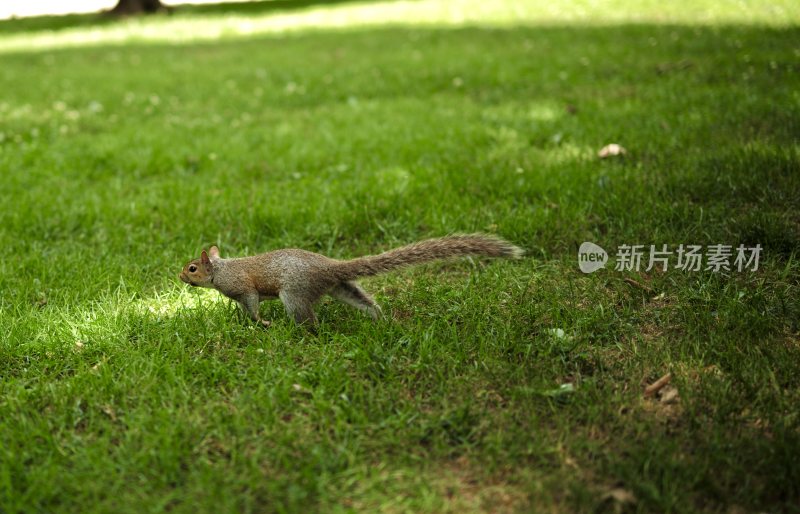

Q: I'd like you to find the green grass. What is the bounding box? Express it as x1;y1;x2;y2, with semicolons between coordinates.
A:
1;0;799;512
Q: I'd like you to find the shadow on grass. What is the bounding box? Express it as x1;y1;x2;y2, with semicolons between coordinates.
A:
1;12;799;512
179;0;390;16
0;0;385;35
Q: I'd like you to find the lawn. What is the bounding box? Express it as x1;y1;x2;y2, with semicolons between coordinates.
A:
1;0;799;512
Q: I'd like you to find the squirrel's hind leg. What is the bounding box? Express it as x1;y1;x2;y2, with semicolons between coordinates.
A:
329;281;382;320
279;290;318;328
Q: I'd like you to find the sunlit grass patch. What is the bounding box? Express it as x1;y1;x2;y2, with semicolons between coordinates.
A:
134;286;221;318
1;0;799;53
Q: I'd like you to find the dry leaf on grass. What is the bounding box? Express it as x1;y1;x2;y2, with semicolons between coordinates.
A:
598;143;627;158
291;383;312;396
659;385;680;404
100;405;117;421
601;487;637;506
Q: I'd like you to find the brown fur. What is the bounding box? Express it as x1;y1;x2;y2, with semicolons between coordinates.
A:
179;234;523;328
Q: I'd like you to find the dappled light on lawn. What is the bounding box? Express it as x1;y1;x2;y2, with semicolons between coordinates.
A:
0;0;798;53
14;287;225;351
134;286;222;317
1;1;799;512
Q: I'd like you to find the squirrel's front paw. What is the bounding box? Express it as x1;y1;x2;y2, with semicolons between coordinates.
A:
260;319;272;328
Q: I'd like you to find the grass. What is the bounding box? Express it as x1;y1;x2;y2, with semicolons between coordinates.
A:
1;0;799;512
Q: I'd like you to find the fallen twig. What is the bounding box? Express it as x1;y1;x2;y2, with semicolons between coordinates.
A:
644;372;672;397
624;277;654;294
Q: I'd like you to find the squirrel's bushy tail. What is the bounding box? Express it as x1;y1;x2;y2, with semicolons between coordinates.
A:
334;234;523;281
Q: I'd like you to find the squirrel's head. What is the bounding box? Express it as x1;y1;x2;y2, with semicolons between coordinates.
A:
179;246;220;288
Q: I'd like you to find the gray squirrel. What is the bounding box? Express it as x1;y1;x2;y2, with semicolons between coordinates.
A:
179;234;523;328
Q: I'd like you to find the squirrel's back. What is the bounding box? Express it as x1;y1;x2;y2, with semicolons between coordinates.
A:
213;249;338;298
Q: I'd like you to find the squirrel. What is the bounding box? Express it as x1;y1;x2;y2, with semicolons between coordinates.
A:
179;234;523;329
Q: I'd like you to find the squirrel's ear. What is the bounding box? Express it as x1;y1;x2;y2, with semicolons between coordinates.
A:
201;250;211;265
209;246;220;259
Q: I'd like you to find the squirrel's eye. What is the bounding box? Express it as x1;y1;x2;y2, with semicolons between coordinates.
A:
188;265;197;273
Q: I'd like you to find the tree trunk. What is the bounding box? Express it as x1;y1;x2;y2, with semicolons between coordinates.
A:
109;0;168;15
